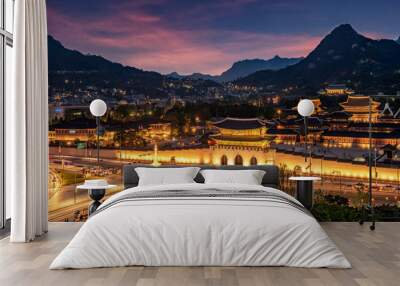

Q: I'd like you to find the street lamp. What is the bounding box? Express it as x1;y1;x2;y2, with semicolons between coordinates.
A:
297;99;315;167
90;99;107;168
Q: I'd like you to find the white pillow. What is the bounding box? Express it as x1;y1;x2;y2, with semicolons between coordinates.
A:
135;167;200;186
200;169;266;185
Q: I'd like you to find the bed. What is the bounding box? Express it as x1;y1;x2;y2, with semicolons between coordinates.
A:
50;165;351;269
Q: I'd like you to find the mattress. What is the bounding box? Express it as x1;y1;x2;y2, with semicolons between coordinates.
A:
50;183;351;269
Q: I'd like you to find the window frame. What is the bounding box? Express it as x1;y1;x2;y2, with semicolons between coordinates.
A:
0;0;13;230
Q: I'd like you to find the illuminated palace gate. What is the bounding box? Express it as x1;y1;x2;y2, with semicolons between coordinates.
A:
118;117;276;166
209;117;274;166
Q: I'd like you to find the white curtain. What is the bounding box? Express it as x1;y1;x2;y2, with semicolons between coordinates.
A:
9;0;49;242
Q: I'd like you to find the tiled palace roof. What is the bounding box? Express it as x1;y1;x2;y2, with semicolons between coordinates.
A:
212;117;266;130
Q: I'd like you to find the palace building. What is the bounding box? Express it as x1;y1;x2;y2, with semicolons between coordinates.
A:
318;95;400;148
319;83;355;96
340;95;380;122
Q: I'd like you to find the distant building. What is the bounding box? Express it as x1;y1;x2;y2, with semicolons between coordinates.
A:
319;84;354;96
267;128;297;145
140;122;172;141
311;99;325;115
48;104;89;122
49;119;115;146
340;95;380;122
379;101;400;122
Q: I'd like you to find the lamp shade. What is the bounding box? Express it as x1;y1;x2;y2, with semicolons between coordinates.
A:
297;99;315;117
90;99;107;117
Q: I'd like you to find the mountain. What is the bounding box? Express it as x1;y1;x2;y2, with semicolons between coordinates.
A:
219;56;303;82
188;73;217;81
166;72;185;79
166;56;302;82
397;36;400;44
48;35;137;73
48;35;164;92
167;71;217;81
167;72;216;81
236;24;400;93
48;35;226;101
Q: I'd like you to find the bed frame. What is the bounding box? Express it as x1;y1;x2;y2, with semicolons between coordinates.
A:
123;164;280;189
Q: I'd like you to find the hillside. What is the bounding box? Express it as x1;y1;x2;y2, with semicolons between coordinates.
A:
236;24;400;93
166;56;302;82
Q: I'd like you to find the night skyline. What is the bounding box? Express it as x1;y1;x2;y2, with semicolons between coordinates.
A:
47;0;399;75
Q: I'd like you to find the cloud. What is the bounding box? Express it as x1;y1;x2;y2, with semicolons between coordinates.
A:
48;4;321;75
47;0;398;74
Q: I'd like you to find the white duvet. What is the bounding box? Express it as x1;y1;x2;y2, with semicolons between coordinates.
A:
50;183;351;269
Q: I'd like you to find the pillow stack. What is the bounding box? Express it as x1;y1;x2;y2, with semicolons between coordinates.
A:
135;167;200;186
200;169;265;185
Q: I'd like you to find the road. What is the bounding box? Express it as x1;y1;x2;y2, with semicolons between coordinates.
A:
48;153;124;213
48;150;400;221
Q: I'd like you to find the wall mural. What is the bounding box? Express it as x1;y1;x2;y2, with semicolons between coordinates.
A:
47;1;400;222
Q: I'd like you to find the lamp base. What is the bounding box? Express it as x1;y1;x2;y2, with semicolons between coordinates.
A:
296;181;314;210
88;189;106;215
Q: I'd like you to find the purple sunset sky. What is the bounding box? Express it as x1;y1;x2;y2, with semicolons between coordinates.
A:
47;0;400;75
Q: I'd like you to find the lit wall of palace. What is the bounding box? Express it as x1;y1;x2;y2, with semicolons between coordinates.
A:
322;136;399;149
49;146;400;182
117;147;274;166
118;148;213;165
270;152;400;182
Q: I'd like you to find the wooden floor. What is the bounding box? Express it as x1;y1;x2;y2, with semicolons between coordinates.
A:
0;222;399;286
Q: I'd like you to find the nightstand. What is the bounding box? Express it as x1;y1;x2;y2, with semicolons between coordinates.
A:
289;176;321;210
77;181;116;215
